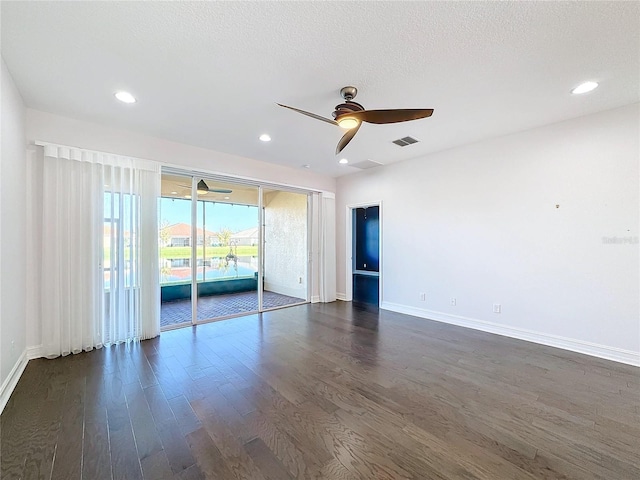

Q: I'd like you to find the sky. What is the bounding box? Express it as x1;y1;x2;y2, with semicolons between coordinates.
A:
159;197;258;233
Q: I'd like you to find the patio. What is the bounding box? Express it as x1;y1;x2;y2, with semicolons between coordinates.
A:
160;290;305;328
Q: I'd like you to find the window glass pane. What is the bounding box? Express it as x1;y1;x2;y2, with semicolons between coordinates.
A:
196;181;260;321
159;174;194;328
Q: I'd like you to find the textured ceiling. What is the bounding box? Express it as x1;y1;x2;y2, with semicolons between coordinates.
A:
2;1;639;177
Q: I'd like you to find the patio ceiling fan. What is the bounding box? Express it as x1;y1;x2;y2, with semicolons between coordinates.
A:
177;180;233;195
278;86;434;154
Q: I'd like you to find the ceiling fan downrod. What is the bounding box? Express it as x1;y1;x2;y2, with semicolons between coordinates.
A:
340;86;358;101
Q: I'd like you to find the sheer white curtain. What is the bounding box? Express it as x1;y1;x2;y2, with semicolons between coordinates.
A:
40;144;160;358
317;192;336;302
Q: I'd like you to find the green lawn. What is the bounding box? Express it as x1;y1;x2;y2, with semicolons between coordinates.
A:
159;245;258;259
104;245;258;261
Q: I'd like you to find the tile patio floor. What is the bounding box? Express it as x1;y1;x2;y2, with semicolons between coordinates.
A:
160;290;305;328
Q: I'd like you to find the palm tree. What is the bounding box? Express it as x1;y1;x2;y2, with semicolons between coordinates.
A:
158;220;172;282
159;220;171;247
217;227;232;247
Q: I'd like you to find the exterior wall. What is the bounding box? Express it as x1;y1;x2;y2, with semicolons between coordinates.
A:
264;191;308;300
336;103;640;365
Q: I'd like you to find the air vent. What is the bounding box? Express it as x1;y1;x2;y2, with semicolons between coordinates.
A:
392;136;419;147
351;160;383;170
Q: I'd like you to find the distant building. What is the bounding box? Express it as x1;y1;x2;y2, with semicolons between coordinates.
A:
160;222;219;247
104;224;131;246
231;227;259;246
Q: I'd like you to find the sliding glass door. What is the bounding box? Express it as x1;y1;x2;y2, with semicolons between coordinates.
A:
159;171;310;329
195;181;260;321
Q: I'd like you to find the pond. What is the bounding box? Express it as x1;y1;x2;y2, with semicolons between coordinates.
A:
160;255;258;285
161;264;257;283
104;256;258;289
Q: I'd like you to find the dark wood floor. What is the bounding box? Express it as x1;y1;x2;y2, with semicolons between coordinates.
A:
2;302;639;479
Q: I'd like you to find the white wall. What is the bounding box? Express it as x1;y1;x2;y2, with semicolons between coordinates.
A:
264;191;308;299
336;103;640;365
0;57;28;410
26;109;335;193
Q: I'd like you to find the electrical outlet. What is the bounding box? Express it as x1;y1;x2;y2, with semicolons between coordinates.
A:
450;298;456;306
11;340;15;350
298;276;302;284
493;304;501;313
419;293;426;301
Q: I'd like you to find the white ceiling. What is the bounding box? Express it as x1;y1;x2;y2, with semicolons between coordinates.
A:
2;1;638;177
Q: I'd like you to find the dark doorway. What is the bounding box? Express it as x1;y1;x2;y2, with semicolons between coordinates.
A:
352;206;379;305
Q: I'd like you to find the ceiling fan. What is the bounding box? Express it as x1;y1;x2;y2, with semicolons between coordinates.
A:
278;86;434;154
177;180;233;194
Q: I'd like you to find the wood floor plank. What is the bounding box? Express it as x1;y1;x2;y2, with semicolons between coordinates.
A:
243;409;324;480
140;450;173;480
167;395;202;437
156;417;198;474
174;463;207;480
23;393;66;480
106;399;144;480
125;380;164;461
50;375;86;480
184;427;235;480
1;362;47;478
83;416;113;480
199;414;267;480
243;437;295;480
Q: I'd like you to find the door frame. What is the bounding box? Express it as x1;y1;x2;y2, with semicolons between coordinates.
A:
160;169;314;329
345;200;382;303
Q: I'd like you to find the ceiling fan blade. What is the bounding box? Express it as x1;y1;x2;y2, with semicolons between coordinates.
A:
336;122;361;155
349;108;434;124
277;103;339;126
177;183;232;194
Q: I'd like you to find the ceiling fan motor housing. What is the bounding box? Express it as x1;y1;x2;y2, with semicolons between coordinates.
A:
332;101;365;119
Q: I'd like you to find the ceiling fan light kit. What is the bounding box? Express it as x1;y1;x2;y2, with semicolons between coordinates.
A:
337;117;359;129
278;86;434;154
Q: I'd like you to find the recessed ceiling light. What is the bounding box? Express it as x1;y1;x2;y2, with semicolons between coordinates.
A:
571;81;598;95
170;191;178;195
302;164;310;169
259;134;271;142
224;196;230;200
339;158;349;164
115;91;136;103
184;195;191;199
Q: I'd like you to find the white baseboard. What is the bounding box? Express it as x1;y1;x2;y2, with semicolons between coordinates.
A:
380;302;640;367
336;292;347;301
0;350;28;414
264;281;306;300
310;295;320;303
27;345;43;359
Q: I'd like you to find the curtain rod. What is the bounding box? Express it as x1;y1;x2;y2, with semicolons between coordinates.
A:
35;141;331;196
34;140;154;164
